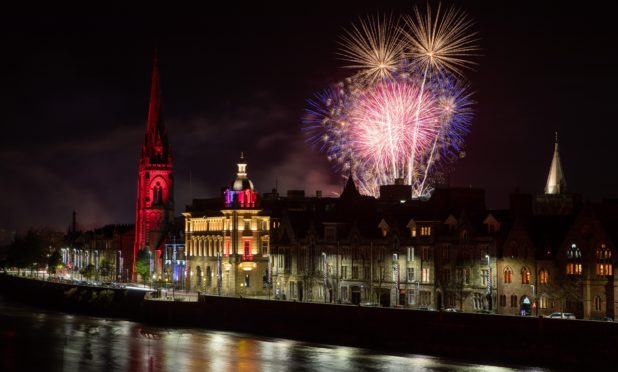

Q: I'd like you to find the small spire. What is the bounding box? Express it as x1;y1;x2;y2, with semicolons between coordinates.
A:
545;131;567;194
240;152;244;160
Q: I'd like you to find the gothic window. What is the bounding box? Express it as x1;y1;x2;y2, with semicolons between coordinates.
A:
464;268;470;285
504;267;513;284
567;243;582;259
499;294;506;307
521;267;531;284
510;294;518;307
566;243;582;276
596;243;613;276
594;296;602;312
539;268;549;284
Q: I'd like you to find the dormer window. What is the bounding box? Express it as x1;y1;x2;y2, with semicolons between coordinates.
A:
378;219;390;237
406;219;416;237
421;226;431;236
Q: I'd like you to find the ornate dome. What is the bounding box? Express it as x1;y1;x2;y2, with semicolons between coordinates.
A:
231;152;254;191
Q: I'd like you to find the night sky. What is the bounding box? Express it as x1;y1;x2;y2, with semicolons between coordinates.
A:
1;2;616;232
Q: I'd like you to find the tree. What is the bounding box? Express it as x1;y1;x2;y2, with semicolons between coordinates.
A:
6;229;48;275
48;249;63;275
134;249;151;284
99;259;114;282
81;264;96;280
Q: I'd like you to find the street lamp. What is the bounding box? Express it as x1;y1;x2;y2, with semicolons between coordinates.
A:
485;254;492;312
322;252;327;303
530;284;537;316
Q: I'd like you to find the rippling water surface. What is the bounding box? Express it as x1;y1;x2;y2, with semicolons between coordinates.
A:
0;298;546;371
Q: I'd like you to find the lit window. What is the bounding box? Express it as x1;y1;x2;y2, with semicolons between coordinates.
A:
596;244;613;277
566;263;582;276
407;247;415;262
421;226;431;236
596;263;613;276
421;268;430;283
521;267;531;284
504;267;513;284
539;269;549;284
540;295;548;309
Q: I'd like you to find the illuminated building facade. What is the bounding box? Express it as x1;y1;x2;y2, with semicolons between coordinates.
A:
133;54;175;278
184;155;270;296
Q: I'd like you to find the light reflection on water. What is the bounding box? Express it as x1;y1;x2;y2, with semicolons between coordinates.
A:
0;299;545;372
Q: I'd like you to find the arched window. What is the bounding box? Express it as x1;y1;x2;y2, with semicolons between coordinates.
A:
499;295;506;307
596;244;613;277
521;267;531;284
510;294;517;307
566;243;582;276
567;243;582;259
504;267;513;284
594;296;602;312
539;268;549;284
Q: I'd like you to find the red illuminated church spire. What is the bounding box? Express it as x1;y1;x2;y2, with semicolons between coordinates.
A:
133;51;174;279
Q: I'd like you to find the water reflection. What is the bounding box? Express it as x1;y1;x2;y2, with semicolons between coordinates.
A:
0;299;543;371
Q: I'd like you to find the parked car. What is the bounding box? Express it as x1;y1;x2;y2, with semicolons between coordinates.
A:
590;316;613;322
444;307;459;312
417;306;434;311
545;312;576;319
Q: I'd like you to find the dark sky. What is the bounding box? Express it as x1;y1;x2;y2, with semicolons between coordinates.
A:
1;2;617;232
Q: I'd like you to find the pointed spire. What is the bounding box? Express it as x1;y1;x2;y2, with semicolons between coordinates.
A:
545;131;567;194
142;49;170;165
340;175;361;200
146;49;162;142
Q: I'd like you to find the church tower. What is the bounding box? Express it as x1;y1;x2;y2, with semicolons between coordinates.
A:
545;131;567;195
133;53;174;278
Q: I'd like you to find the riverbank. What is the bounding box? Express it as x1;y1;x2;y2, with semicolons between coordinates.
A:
2;273;617;369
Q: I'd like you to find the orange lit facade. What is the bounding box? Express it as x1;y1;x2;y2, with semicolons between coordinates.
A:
183;155;270;296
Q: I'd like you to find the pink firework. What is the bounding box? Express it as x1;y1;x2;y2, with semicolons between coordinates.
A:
348;78;440;188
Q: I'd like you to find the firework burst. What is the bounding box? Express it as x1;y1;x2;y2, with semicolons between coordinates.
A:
338;14;405;82
401;3;479;76
303;6;478;199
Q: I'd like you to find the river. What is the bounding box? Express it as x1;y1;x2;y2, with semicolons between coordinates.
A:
0;297;546;371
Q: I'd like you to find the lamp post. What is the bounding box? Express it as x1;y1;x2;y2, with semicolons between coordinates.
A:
322;252;327;303
530;284;536;316
485;254;492;312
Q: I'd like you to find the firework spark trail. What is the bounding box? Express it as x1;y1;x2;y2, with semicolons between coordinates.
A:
418;77;472;196
338;14;404;83
401;3;478;196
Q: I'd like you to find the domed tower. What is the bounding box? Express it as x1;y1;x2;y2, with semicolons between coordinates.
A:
224;152;258;208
